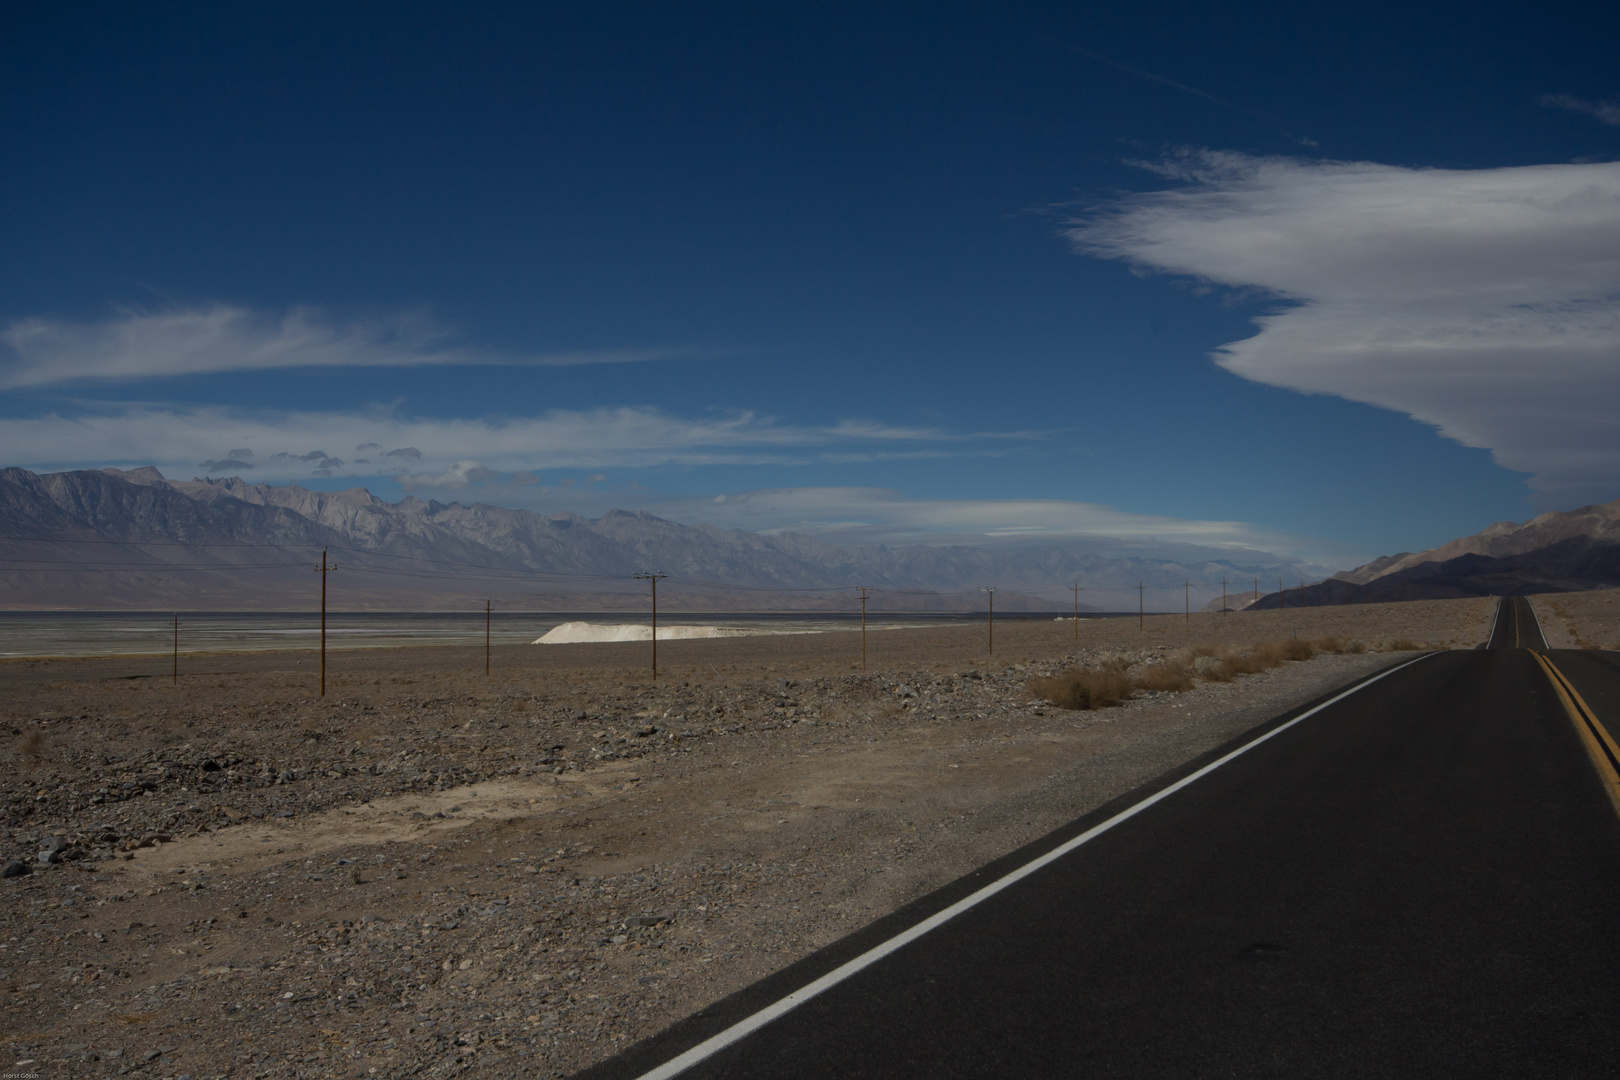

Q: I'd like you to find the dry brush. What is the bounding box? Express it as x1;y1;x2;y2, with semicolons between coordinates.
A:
1029;636;1427;712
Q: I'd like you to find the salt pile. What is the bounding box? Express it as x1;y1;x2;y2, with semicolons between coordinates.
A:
533;621;820;645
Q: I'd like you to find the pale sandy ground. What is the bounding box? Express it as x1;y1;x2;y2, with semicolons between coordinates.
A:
1;596;1495;1078
1533;587;1620;648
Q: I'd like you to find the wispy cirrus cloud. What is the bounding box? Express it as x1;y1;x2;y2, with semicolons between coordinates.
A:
1540;93;1620;128
0;402;1036;484
0;304;681;389
471;482;1347;569
1067;150;1620;504
652;485;1281;546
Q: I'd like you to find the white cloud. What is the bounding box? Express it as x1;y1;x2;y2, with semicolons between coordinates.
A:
0;304;679;388
400;460;499;490
0;403;1032;482
1067;151;1620;504
649;485;1273;544
0;402;1346;560
469;483;1341;564
1540;93;1620;128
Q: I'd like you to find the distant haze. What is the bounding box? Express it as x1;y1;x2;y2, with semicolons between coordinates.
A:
0;466;1320;613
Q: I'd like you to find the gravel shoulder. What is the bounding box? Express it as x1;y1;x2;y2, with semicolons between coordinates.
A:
1534;587;1620;648
2;597;1494;1077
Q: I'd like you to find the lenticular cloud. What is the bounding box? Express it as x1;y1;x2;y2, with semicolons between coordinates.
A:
1067;151;1620;504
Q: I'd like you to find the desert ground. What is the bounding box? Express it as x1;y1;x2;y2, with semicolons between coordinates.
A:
5;592;1594;1078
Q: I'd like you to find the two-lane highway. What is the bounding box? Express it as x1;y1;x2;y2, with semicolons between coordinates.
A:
1486;594;1549;650
583;598;1620;1079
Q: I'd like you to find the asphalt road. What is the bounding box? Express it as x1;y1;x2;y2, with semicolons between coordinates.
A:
1486;594;1549;649
584;598;1620;1079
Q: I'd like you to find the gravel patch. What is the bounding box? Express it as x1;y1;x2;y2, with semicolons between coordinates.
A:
1;598;1494;1076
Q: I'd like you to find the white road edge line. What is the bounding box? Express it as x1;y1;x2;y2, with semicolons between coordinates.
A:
632;652;1436;1080
1522;597;1549;650
1486;596;1503;649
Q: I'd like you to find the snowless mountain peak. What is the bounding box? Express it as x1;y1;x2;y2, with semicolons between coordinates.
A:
0;466;1320;611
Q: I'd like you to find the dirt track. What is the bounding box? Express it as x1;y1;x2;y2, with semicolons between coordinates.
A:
2;597;1500;1077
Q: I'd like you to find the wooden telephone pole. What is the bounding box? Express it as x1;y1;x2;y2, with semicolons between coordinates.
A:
484;599;492;677
979;586;996;654
1137;581;1146;632
172;613;179;686
1221;577;1229;616
634;572;669;678
314;549;336;697
855;586;873;669
1071;582;1082;642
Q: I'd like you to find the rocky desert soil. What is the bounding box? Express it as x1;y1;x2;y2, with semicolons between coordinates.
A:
1535;585;1620;648
2;596;1503;1078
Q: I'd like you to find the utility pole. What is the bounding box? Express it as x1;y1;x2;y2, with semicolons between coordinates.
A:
485;599;491;677
856;586;873;670
1071;582;1082;642
314;549;336;697
1184;580;1190;623
172;613;178;686
1221;577;1228;616
1279;577;1284;609
633;571;668;678
1137;581;1146;632
979;586;996;654
1253;576;1259;610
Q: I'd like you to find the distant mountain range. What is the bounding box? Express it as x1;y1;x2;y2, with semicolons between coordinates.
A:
1253;498;1620;608
0;466;1316;612
1202;590;1261;613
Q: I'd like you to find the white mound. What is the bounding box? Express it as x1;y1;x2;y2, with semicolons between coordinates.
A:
533;621;792;645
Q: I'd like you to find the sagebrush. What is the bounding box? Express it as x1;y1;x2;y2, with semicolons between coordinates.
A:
1032;636;1404;711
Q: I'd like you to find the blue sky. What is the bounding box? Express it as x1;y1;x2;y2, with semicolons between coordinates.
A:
3;1;1618;570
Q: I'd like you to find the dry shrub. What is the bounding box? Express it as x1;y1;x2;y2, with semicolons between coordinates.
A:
1385;638;1425;651
1216;654;1266;679
1202;636;1351;682
1030;668;1136;710
1035;634;1357;708
1135;661;1195;693
1277;638;1318;662
18;728;44;758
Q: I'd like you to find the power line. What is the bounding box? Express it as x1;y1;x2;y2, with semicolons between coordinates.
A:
633;572;669;679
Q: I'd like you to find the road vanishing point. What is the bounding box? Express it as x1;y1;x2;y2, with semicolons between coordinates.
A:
576;595;1620;1079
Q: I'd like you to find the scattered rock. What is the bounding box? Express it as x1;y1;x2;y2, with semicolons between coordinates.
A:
0;599;1484;1080
626;913;672;927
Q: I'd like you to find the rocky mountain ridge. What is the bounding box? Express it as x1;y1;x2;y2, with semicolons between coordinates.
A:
1253;497;1620;608
0;466;1314;611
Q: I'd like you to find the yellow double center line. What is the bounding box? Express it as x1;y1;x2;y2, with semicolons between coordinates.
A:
1533;651;1620;819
